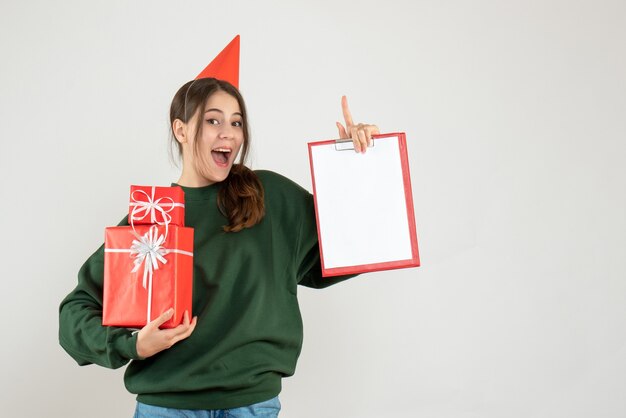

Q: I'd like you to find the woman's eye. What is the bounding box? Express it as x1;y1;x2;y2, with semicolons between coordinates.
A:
232;121;243;127
206;119;219;125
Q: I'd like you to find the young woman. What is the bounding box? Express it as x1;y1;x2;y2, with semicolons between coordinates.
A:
59;77;379;417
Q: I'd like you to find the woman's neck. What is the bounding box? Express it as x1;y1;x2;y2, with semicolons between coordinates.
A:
176;169;215;188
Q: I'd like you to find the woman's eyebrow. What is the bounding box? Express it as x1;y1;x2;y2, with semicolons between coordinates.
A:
204;109;243;117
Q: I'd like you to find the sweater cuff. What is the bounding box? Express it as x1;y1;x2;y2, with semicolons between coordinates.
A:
113;330;143;361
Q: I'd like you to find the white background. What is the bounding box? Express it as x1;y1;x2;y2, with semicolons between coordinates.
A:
1;1;625;417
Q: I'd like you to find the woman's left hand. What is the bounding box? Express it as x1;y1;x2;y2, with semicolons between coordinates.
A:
336;96;380;153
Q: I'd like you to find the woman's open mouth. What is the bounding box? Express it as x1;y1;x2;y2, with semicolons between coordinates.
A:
211;147;232;167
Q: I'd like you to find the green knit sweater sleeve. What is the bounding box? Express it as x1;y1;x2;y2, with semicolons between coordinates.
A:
58;222;141;369
255;169;357;289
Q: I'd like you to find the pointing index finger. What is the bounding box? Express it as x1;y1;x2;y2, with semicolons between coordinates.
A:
341;95;354;130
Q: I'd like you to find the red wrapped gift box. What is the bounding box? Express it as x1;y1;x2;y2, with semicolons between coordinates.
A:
103;224;194;329
129;185;186;227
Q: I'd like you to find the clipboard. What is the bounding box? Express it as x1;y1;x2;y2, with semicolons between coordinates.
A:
308;132;420;277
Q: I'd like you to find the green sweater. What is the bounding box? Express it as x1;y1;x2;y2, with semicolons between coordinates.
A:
59;170;355;410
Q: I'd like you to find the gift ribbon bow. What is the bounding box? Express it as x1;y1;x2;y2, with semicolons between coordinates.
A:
130;226;167;323
129;187;184;227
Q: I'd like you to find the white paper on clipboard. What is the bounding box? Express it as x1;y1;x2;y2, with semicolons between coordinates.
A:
308;132;420;277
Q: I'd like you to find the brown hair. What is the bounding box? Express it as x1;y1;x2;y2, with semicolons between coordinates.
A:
169;78;265;232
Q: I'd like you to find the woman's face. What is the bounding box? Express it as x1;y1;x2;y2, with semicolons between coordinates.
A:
188;90;244;184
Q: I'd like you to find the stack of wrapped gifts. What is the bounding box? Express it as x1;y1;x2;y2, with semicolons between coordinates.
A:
103;185;194;329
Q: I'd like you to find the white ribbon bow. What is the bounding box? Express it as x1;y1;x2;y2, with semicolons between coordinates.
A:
130;225;168;322
130;186;182;229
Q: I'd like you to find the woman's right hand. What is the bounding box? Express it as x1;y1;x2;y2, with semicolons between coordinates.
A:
136;309;197;359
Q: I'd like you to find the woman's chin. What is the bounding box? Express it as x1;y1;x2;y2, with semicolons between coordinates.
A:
204;167;231;184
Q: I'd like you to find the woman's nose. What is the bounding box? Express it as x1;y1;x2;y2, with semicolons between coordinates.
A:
219;125;233;139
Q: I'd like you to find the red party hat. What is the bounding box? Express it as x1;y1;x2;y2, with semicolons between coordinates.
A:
195;35;240;88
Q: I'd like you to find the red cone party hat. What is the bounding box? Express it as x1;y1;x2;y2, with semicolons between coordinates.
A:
195;35;240;89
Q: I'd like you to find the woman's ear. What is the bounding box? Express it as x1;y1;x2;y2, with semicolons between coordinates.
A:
172;119;188;144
